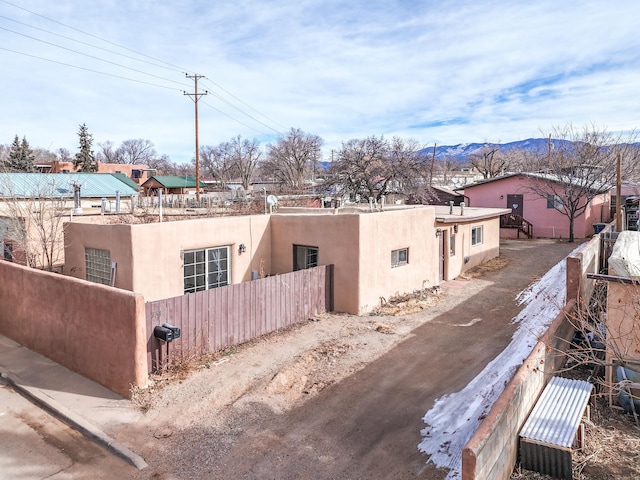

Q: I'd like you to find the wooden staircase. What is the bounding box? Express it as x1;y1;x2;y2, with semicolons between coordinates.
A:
500;214;533;238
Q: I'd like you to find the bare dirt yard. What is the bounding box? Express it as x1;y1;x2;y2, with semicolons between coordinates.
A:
111;239;639;480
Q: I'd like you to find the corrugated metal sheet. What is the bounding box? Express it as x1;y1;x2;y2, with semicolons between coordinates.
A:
519;376;593;480
0;173;138;198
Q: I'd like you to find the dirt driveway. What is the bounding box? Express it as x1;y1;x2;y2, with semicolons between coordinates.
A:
122;239;579;480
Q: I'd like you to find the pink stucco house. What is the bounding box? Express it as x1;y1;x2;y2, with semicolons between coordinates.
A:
458;173;611;240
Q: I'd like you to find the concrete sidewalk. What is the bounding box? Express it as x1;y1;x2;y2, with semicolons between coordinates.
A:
0;334;148;470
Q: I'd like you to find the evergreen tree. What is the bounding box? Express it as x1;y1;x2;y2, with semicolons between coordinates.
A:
74;123;98;172
5;135;36;172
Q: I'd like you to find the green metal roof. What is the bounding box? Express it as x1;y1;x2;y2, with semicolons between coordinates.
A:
0;173;139;198
143;176;198;188
111;172;141;191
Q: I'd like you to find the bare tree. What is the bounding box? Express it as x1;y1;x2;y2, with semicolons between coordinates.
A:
200;144;235;190
469;145;506;179
327;136;433;203
230;136;262;190
433;155;461;186
56;148;73;163
523;124;639;242
116;139;157;165
97;140;121;163
263;128;323;192
0;174;69;270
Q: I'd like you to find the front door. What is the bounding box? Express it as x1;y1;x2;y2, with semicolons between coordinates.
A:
438;233;445;283
507;194;523;217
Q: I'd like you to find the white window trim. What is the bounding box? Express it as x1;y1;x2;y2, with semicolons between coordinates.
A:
471;226;483;246
391;248;409;268
183;245;230;294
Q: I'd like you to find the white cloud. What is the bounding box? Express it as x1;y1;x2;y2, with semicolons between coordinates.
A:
1;0;639;161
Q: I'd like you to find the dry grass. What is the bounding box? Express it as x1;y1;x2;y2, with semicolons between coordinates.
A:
458;255;510;279
371;286;443;316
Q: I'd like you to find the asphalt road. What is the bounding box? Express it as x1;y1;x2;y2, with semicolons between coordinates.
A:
0;380;136;480
200;239;579;480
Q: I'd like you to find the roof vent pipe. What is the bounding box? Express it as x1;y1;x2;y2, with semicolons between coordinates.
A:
449;201;454;215
72;183;83;215
460;202;465;215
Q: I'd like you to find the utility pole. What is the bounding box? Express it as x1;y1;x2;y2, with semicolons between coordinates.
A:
616;152;622;232
430;143;437;186
184;74;207;202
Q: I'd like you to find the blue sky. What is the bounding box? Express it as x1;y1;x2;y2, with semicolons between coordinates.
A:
1;0;639;163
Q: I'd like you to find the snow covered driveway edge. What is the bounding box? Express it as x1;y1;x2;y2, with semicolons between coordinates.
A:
417;254;572;480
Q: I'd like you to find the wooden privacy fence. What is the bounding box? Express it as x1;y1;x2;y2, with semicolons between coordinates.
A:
146;264;334;372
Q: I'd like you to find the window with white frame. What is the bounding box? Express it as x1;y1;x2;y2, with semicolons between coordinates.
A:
471;226;483;246
183;246;229;294
449;234;456;256
293;245;319;271
85;248;112;285
391;247;409;267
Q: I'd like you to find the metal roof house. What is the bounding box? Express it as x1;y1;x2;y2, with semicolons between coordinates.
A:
141;176;198;196
0;173;139;269
0;172;139;199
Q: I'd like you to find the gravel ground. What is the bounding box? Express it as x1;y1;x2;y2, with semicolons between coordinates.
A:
102;239;639;480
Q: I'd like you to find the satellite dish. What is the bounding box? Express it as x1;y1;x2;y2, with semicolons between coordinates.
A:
267;195;278;206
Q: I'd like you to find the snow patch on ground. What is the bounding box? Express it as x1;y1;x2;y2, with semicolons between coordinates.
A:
418;255;570;480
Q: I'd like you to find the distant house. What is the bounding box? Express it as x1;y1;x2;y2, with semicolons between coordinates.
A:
64;204;509;314
35;161;152;185
457;173;611;239
141;176;198;196
0;173;139;268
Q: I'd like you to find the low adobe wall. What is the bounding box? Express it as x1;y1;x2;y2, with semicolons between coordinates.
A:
461;299;576;480
566;234;601;304
0;260;147;397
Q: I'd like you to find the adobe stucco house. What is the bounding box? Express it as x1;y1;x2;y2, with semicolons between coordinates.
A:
64;204;509;314
459;173;611;240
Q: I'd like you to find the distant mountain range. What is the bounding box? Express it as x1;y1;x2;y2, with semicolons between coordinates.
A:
319;137;639;169
420;138;569;160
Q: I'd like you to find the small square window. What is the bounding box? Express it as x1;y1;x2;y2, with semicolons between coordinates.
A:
471;226;483;246
391;248;409;267
293;245;319;271
547;194;563;209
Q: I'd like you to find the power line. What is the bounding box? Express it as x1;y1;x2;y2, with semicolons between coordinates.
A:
0;46;183;91
0;0;187;73
0;25;191;89
200;99;272;136
0;14;184;74
201;79;287;131
1;0;289;138
203;85;282;134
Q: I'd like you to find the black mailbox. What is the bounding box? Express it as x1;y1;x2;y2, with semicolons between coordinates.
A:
154;325;173;342
162;323;181;340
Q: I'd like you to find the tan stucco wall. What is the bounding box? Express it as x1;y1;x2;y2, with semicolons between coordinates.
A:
606;283;640;363
65;215;272;302
606;231;640;364
357;208;438;312
270;213;361;313
65;208;505;314
0;260;147;397
438;218;502;280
